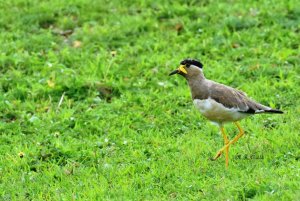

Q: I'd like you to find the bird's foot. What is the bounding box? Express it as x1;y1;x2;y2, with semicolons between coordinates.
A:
211;151;222;161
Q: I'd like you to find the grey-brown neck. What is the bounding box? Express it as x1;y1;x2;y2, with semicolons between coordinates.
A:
186;71;210;100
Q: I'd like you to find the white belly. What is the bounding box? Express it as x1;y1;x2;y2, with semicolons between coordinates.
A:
193;99;249;124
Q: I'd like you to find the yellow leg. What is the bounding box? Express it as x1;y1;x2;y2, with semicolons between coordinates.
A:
221;127;230;168
213;126;230;167
232;122;244;144
213;122;245;163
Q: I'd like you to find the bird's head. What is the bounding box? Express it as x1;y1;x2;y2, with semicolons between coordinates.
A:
169;59;203;79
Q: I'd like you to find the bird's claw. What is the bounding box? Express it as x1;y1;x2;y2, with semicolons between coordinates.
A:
211;151;222;161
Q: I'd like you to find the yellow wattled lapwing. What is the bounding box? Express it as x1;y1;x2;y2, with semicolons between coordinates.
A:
169;59;283;168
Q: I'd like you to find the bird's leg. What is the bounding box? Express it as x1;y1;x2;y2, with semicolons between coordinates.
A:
231;122;244;144
213;122;245;163
212;127;230;167
221;127;230;168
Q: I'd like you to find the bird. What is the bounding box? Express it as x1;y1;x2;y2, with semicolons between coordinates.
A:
169;58;283;168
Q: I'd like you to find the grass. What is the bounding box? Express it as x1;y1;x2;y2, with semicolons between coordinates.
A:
0;0;299;200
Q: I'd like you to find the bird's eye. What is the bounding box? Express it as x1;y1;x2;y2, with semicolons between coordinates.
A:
186;64;190;68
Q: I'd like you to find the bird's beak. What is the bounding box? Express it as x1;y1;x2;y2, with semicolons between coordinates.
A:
169;65;187;76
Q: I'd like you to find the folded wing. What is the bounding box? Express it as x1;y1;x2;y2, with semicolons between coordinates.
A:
209;82;283;114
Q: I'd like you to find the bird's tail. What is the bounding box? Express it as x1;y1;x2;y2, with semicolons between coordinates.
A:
263;109;283;114
243;99;283;114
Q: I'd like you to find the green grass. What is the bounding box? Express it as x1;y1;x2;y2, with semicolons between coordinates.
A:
0;0;300;200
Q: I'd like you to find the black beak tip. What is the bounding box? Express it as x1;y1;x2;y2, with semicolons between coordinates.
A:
169;70;178;76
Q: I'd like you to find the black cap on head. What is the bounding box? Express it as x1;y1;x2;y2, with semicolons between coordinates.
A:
180;59;203;68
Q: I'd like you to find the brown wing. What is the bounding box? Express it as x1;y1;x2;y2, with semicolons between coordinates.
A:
209;82;272;113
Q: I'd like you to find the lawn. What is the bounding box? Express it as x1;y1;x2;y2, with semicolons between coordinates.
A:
0;0;299;200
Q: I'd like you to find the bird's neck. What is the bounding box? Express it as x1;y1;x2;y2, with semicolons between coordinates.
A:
186;74;208;100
